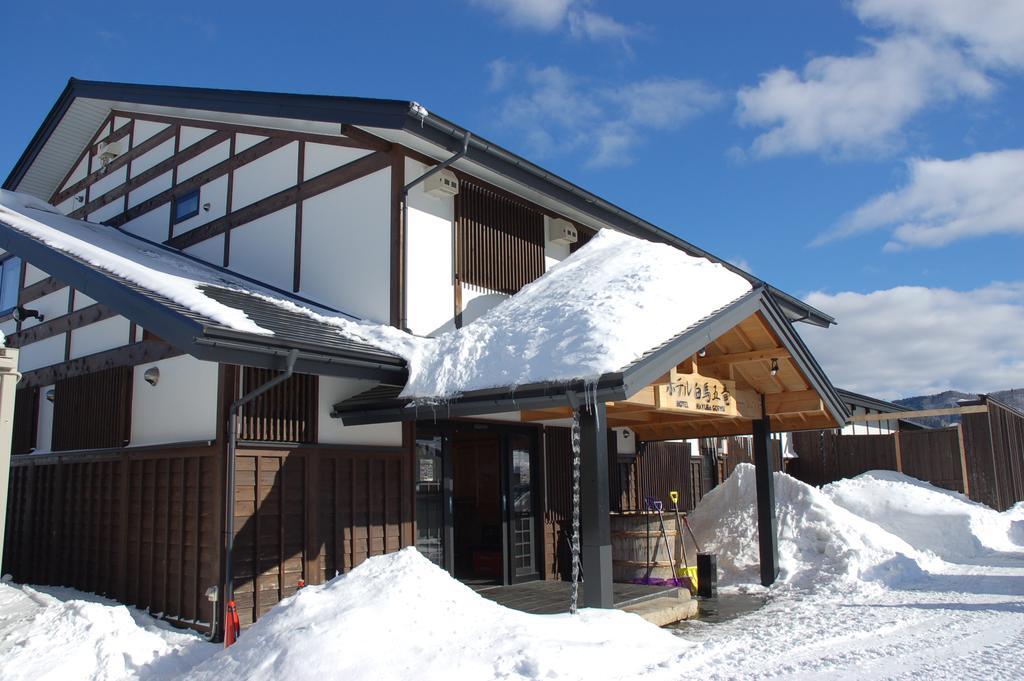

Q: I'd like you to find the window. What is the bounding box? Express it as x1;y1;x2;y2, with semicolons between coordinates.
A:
52;367;132;451
237;368;318;443
173;189;200;223
0;256;22;312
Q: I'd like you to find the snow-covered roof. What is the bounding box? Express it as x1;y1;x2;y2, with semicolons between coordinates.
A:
0;191;407;381
361;229;752;399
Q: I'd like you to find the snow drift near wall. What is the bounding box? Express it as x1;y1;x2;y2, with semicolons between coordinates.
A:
687;464;929;589
186;547;688;681
824;471;1024;561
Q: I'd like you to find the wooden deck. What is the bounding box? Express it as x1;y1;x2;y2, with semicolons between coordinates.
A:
473;580;684;615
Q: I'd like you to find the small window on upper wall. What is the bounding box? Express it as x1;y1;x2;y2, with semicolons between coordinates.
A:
173;189;200;223
0;256;22;313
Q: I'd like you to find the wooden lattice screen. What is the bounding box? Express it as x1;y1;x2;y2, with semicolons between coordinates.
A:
456;180;545;295
52;366;132;451
237;368;318;443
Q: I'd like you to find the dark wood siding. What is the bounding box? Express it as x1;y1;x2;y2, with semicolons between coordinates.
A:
899;427;966;493
231;445;414;628
619;441;694;513
237;369;318;443
11;387;39;455
52;366;132;451
456;180;545;295
1;447;221;632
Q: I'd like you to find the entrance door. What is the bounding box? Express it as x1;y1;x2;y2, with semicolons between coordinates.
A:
506;432;540;583
452;434;503;583
414;436;447;568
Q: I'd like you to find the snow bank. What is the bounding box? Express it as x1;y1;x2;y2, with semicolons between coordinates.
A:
687;464;926;589
364;228;751;398
824;470;1024;561
0;582;214;681
188;547;688;681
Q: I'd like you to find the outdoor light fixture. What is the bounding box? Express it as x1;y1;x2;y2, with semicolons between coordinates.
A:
12;306;43;323
143;366;160;386
45;389;55;403
770;358;779;377
697;347;707;357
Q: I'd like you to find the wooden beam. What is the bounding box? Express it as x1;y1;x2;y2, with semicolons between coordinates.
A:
168;150;389;250
699;348;790;371
53;125;179;207
17;340;182;389
4;304;117;348
847;405;988;422
72;130;233;219
764;390;822;415
520;408;572;422
108;136;291;229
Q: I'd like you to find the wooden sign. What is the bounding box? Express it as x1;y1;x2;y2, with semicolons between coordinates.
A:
655;368;739;417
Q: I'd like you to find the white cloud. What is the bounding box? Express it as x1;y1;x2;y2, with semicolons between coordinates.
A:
470;0;638;45
470;0;574;30
737;36;992;158
853;0;1024;68
493;65;720;167
487;58;515;91
817;149;1024;249
800;282;1024;399
567;9;637;44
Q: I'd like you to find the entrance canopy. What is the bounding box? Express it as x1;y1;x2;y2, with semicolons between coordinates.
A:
334;285;848;436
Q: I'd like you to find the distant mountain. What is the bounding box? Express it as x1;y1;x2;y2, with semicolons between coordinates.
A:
894;388;1024;428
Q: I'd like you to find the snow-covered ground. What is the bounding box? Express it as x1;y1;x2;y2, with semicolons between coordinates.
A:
1;466;1021;680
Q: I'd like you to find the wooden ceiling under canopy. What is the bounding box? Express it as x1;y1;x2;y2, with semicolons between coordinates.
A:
519;311;840;440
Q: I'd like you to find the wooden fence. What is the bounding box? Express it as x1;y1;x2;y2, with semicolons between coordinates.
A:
792;427;971;497
1;445;221;630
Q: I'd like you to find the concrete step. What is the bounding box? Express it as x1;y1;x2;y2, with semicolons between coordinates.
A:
621;593;699;627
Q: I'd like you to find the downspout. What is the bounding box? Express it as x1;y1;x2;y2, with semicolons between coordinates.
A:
222;348;299;645
399;131;470;330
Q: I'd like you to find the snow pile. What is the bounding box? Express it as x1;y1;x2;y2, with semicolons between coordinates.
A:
687;464;927;589
0;582;215;681
372;229;751;398
824;471;1024;561
188;547;688;681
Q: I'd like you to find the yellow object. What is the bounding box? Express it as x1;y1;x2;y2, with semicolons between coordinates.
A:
669;490;679;505
677;565;698;589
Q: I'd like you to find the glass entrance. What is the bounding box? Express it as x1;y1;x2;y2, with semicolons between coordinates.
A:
506;432;539;582
414;436;446;568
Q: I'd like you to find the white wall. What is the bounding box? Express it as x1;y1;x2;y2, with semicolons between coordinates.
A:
404;158;455;335
318;376;402;446
17;335;65;372
88;165;127;201
179;126;215;150
69;316;131;359
122;204;171;243
298;169;391;322
132;120;169;146
615;427;636;455
36;385;54;453
184;235;225;266
128;172;173;210
20;288;68;330
23;265;48;287
0;320;16;338
544;216;572;270
460;285;508;327
177;139;230;183
73;291;97;310
228;206;295;291
232;142;298;208
130;138;175;178
304;143;370;179
130;355;219;446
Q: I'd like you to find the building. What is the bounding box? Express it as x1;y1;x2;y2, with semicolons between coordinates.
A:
0;79;847;636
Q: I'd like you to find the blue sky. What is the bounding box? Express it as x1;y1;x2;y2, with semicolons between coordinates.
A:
3;1;1023;398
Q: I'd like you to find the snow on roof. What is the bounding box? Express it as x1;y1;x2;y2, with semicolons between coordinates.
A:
0;190;289;335
0;191;750;399
374;228;752;399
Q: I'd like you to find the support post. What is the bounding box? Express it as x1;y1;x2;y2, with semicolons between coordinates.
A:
0;347;20;568
579;402;613;608
752;398;779;587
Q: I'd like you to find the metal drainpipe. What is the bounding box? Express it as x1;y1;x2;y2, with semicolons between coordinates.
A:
222;348;299;642
399;132;471;330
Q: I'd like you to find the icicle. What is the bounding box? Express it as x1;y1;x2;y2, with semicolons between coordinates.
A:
569;408;583;615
